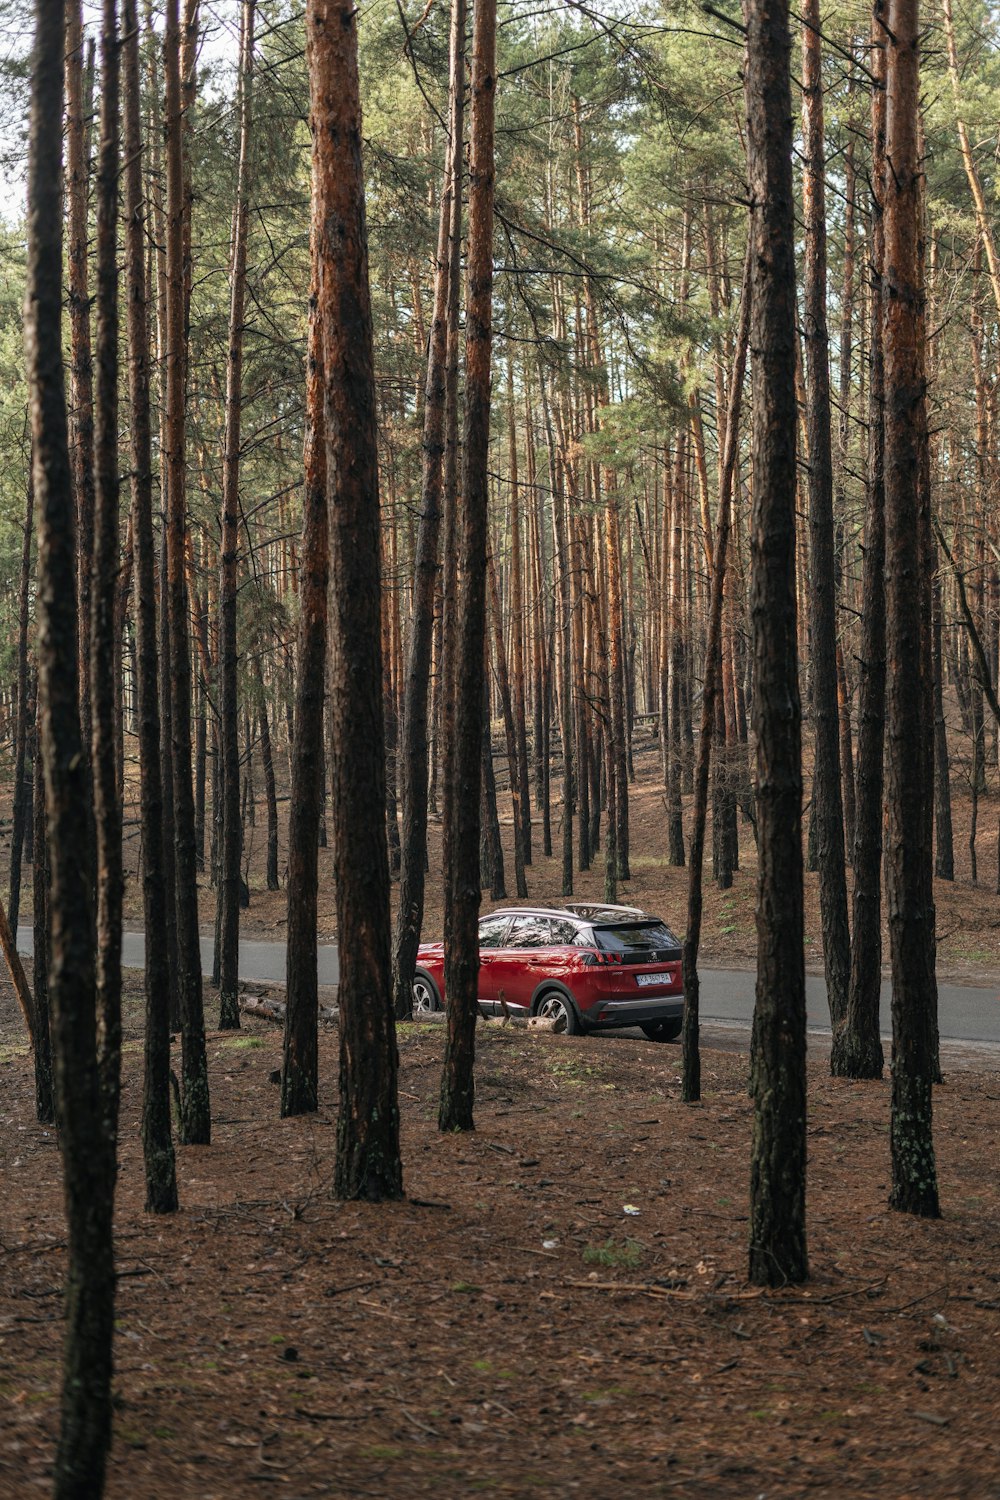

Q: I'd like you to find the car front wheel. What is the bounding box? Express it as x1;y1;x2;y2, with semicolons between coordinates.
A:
412;970;441;1016
536;991;579;1035
641;1018;682;1043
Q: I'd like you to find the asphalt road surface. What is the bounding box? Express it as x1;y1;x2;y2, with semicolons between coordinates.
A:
16;928;1000;1049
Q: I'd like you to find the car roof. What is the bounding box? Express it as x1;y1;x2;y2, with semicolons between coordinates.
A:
481;903;656;926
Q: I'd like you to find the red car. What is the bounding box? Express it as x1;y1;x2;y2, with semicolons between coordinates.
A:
413;903;684;1041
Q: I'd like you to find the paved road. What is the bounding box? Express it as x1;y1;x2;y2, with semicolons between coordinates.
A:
16;928;1000;1047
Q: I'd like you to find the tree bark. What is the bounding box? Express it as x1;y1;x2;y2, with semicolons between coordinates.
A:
124;0;177;1213
833;6;888;1082
310;0;402;1198
26;0;118;1485
745;0;808;1287
217;0;255;1031
439;0;496;1133
882;0;939;1218
165;0;210;1141
802;0;850;1029
8;473;34;936
281;110;329;1117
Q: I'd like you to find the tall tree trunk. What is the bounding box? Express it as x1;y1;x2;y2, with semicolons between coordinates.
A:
802;0;850;1029
218;0;254;1030
439;0;496;1133
281;109;329;1117
932;551;954;879
882;0;939;1218
65;0;96;794
833;7;888;1082
507;358;531;865
32;732;54;1125
9;471;34;936
165;0;210;1141
92;0;124;1139
487;543;527;897
745;0;808;1287
392;0;465;1020
26;0;117;1485
256;665;279;892
124;0;177;1212
682;243;751;1105
311;0;402;1198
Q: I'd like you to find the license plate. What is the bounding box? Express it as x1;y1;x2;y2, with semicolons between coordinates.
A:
636;972;672;987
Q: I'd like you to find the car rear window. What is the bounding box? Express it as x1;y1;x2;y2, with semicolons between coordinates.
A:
592;922;680;954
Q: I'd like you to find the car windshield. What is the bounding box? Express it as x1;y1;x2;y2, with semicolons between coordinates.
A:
592;922;679;953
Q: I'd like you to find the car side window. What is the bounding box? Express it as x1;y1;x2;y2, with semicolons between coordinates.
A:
507;916;552;948
549;920;578;946
478;915;511;950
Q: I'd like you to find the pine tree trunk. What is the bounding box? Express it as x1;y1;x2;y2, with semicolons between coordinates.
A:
833;9;888;1083
217;0;255;1031
882;0;939;1218
124;0;177;1212
27;0;117;1484
745;0;808;1287
439;0;496;1133
32;733;54;1126
281;102;328;1117
8;471;34;936
802;0;850;1029
165;0;210;1140
310;0;402;1197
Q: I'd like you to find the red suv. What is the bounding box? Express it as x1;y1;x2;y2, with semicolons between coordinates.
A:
413;903;684;1041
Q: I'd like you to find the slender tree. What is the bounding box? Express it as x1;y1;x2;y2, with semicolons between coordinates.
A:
26;0;118;1486
745;0;808;1286
217;0;256;1031
124;0;178;1211
439;0;497;1132
801;0;850;1030
832;6;888;1081
281;111;329;1117
310;0;402;1198
165;0;210;1142
392;0;466;1020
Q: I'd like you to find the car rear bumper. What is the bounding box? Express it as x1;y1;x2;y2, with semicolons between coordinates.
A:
582;996;685;1030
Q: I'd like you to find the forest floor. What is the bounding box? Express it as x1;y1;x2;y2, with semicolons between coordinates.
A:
2;985;1000;1497
3;722;1000;1495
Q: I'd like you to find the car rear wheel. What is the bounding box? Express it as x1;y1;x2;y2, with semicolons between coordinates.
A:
536;991;579;1035
412;970;441;1016
641;1019;682;1043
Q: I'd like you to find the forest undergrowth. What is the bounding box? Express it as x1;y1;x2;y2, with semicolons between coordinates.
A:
1;982;999;1498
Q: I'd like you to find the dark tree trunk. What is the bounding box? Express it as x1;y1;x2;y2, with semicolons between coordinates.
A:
745;0;808;1287
832;9;888;1082
217;0;254;1031
159;523;180;1031
682;243;751;1105
9;473;34;936
802;0;850;1029
258;676;279;892
932;551;954;880
124;0;177;1213
439;0;496;1133
92;0;124;1138
391;0;465;1021
26;0;118;1486
488;545;527;897
310;0;402;1199
281;125;329;1118
882;0;939;1218
480;676;506;900
32;732;54;1124
165;0;210;1141
65;0;96;798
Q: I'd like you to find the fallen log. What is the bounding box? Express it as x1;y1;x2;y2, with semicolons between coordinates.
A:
238;991;339;1025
